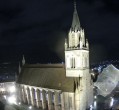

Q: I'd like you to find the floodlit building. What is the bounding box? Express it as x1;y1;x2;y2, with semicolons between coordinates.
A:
17;2;93;110
0;81;16;95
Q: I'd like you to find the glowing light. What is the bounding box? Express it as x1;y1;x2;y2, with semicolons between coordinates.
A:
9;86;16;93
1;88;5;91
18;102;21;105
90;105;93;110
91;73;95;76
3;95;6;99
110;97;114;107
29;106;32;109
94;101;97;109
7;95;16;104
94;96;97;99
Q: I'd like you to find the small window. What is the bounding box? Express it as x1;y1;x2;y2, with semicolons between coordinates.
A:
71;57;75;68
70;58;73;68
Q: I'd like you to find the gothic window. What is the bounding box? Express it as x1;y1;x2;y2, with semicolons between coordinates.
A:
70;57;75;68
70;57;73;68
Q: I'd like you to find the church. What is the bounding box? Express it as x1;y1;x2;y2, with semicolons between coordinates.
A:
17;2;94;110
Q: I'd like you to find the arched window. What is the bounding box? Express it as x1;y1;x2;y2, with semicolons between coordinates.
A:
71;57;76;68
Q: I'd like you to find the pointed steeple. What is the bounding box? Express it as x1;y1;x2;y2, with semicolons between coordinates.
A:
15;72;18;82
71;0;80;31
65;38;68;50
22;55;25;66
18;62;21;74
86;39;89;49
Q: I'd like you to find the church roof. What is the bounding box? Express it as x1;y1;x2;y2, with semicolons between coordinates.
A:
71;2;80;31
17;64;75;92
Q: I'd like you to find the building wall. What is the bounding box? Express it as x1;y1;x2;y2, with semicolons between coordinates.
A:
61;92;75;110
73;69;93;110
17;84;75;110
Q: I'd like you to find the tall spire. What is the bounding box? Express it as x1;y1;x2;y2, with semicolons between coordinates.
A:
19;62;21;74
74;0;77;12
22;55;25;66
71;0;80;31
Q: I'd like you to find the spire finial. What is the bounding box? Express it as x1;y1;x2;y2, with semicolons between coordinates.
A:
22;55;25;66
19;62;21;74
71;0;80;31
74;0;77;12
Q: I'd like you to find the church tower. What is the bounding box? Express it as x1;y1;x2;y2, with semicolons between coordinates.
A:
65;2;89;77
65;2;93;110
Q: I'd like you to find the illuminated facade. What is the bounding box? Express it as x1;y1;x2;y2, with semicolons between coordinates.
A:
65;3;93;110
17;2;93;110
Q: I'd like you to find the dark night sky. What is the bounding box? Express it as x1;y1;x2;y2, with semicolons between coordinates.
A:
0;0;119;64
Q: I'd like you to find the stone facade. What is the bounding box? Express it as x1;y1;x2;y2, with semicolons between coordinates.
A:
18;84;74;110
17;2;93;110
65;2;93;110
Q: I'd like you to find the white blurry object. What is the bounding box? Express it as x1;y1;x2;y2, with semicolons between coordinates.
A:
29;106;32;109
9;86;16;93
94;65;119;97
7;95;16;104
